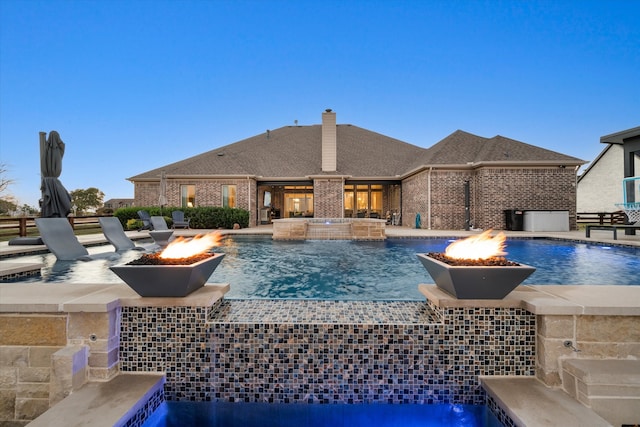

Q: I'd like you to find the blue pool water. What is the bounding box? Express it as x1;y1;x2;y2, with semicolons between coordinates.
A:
10;236;640;300
142;401;501;427
211;236;639;299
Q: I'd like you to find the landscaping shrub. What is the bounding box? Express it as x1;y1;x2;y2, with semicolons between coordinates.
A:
114;206;249;230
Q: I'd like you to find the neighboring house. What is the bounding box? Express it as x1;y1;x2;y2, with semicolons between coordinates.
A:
129;110;585;230
577;143;640;212
102;198;136;213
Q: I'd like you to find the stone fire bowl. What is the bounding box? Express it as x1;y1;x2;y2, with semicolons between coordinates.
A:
417;253;535;299
110;253;225;297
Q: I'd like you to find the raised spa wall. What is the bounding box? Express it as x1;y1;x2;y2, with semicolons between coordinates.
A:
0;283;638;425
271;218;386;240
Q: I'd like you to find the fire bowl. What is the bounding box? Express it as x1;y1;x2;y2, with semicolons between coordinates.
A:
417;253;535;299
110;253;225;297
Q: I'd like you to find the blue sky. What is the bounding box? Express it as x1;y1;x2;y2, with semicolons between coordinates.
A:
1;0;638;208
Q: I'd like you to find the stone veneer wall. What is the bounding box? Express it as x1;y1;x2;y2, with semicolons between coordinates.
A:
536;314;640;386
0;310;120;424
401;167;578;230
271;219;385;240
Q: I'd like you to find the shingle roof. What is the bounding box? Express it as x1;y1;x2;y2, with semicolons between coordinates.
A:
129;125;584;181
424;130;584;165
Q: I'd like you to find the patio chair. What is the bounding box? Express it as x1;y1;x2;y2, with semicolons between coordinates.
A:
171;210;190;229
137;210;153;231
35;218;95;261
149;216;174;247
98;217;145;251
150;216;169;230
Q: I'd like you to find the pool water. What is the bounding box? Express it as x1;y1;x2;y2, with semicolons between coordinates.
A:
212;236;639;299
9;236;640;300
141;401;502;427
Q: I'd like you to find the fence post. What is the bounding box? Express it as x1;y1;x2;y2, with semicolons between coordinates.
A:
19;218;27;237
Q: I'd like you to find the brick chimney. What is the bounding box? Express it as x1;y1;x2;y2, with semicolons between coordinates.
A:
322;109;337;172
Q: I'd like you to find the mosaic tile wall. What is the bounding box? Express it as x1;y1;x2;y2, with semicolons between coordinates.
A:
119;299;535;406
119;305;218;400
122;387;165;427
0;269;41;282
209;300;536;405
487;395;517;427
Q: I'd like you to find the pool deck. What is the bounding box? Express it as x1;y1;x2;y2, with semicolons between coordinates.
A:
1;226;638;427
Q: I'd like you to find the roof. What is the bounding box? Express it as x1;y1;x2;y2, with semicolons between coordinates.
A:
600;126;640;144
421;130;584;166
129;125;585;181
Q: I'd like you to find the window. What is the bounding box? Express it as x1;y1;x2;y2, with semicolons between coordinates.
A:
283;185;313;217
344;184;383;217
181;185;195;208
222;185;236;208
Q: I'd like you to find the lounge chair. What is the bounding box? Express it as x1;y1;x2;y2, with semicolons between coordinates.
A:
149;216;174;247
171;210;190;229
99;217;145;251
35;218;95;261
150;216;169;230
137;210;153;231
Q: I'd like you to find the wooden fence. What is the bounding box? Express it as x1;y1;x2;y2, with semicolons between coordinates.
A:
576;211;627;225
0;215;110;239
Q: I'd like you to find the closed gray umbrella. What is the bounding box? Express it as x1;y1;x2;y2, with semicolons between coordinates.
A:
158;170;168;216
40;131;72;218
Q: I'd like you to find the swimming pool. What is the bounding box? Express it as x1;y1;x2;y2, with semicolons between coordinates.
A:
8;236;640;300
141;401;502;427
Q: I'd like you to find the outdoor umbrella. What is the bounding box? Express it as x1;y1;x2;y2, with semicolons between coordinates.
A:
40;131;72;218
158;170;167;215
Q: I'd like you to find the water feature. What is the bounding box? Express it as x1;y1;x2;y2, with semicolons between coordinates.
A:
6;236;639;300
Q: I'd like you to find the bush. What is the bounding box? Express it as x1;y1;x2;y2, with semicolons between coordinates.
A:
114;206;250;230
126;219;142;230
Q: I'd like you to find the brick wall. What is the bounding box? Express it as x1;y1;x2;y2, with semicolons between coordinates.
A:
476;167;577;230
135;179;258;226
402;167;578;230
134;167;577;230
313;179;343;218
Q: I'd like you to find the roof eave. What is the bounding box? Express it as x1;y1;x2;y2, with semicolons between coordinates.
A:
128;174;259;182
401;160;586;179
600;126;640;144
471;160;586;167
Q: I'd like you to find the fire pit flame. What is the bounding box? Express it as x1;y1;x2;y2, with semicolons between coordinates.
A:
444;230;507;261
159;232;222;259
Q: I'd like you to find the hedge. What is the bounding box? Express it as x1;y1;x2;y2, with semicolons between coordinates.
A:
113;206;250;230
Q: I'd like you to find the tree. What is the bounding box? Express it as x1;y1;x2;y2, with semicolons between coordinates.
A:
70;187;105;215
0;163;14;198
0;198;17;215
19;204;39;216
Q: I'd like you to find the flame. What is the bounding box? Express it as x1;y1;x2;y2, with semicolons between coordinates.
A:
444;230;507;260
159;232;222;259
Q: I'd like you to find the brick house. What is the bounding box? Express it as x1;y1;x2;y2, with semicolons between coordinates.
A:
129;110;585;229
